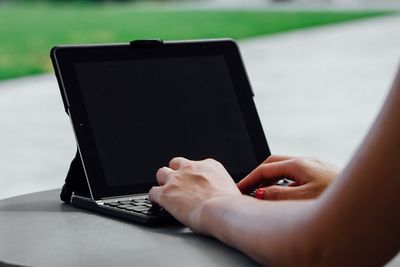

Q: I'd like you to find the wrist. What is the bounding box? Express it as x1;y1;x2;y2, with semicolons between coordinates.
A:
198;194;244;238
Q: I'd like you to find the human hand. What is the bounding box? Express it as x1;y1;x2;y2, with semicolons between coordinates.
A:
149;157;241;233
237;155;340;200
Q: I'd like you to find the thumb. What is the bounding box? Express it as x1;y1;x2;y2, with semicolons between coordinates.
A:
255;185;306;201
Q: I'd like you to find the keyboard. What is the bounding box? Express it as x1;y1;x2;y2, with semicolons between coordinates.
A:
71;194;178;225
103;196;167;216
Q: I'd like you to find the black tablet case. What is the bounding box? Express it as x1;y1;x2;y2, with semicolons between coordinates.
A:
57;39;265;203
60;149;89;203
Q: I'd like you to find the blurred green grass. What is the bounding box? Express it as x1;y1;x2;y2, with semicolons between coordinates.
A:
0;3;391;80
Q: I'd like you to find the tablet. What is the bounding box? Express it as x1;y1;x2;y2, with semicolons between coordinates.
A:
51;39;270;201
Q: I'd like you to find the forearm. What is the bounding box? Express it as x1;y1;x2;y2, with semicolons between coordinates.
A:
200;195;319;266
198;73;400;266
308;68;400;266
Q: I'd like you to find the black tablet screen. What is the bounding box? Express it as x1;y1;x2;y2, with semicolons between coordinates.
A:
75;56;258;187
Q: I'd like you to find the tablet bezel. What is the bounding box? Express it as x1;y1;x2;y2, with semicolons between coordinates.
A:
51;39;270;201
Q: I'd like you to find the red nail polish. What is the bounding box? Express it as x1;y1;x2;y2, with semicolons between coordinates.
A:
255;188;265;199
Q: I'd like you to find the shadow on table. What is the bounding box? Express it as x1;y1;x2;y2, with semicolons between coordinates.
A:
0;260;30;267
145;225;259;266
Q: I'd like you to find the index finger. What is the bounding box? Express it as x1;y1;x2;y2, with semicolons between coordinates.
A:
169;157;190;170
237;160;297;194
262;155;296;164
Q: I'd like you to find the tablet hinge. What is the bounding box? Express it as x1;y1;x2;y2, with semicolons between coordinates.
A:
130;39;163;48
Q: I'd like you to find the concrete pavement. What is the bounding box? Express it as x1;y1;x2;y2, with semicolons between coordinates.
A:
1;14;400;200
242;14;400;166
0;75;76;201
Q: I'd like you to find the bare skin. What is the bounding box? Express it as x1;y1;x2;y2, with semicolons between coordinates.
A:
238;155;340;200
149;67;400;266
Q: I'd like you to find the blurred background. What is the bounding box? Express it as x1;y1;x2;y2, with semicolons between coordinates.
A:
1;0;400;232
1;0;400;264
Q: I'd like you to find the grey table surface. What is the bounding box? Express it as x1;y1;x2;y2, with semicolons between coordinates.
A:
0;189;259;267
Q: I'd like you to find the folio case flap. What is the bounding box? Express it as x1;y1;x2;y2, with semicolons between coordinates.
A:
60;149;89;203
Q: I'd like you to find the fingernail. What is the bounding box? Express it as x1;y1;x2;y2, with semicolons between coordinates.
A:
255;188;265;200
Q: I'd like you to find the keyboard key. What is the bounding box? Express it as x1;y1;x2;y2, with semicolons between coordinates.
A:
128;206;149;212
104;202;121;207
131;196;146;199
141;210;159;216
133;202;146;206
118;200;134;205
145;206;166;214
124;206;146;212
118;204;135;209
133;199;147;203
